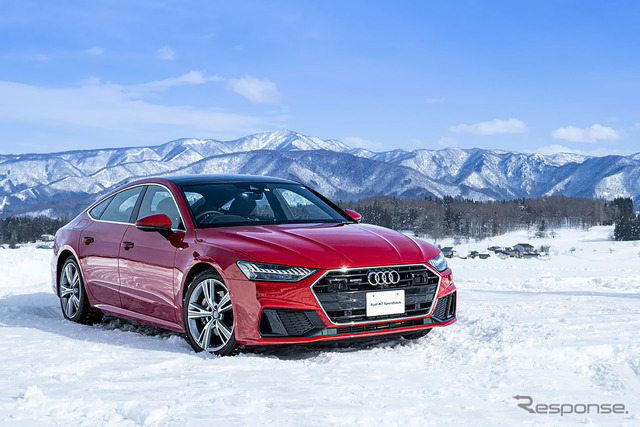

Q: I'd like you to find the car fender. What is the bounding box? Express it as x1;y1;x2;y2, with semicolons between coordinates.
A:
52;244;84;295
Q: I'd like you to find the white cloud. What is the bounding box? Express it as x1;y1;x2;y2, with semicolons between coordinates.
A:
228;75;282;104
0;75;282;140
84;47;104;56
450;118;527;135
132;71;223;92
551;124;619;143
342;136;384;150
157;46;175;60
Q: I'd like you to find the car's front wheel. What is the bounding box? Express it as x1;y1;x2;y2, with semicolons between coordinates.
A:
183;270;237;356
58;257;102;324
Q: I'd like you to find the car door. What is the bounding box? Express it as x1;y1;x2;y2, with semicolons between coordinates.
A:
118;185;185;322
79;186;144;308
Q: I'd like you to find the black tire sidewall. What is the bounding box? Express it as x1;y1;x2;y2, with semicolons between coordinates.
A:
182;270;237;356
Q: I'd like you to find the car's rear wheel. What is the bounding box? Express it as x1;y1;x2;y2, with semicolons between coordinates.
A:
59;257;102;324
183;270;236;356
402;328;432;340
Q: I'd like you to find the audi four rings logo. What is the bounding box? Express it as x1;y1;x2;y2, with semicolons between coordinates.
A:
367;270;400;286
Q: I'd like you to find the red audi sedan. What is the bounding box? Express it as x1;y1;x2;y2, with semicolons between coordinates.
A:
52;175;457;355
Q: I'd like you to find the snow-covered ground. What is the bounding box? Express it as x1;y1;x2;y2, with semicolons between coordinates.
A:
1;226;638;426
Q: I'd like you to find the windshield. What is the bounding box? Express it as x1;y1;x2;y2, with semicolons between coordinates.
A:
180;182;350;228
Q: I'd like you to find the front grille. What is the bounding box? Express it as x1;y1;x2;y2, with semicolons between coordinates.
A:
312;264;440;324
313;264;439;293
432;291;456;321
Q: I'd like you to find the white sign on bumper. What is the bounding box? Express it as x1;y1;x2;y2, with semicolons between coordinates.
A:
366;290;405;317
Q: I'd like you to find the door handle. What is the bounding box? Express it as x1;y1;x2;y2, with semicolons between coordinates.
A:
122;241;135;250
83;236;94;245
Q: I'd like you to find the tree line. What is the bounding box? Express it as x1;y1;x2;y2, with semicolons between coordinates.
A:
0;216;68;246
339;195;635;242
1;195;638;246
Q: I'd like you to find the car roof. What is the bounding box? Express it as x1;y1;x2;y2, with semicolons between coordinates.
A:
157;174;298;186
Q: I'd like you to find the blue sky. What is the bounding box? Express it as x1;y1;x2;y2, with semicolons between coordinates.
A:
1;0;639;155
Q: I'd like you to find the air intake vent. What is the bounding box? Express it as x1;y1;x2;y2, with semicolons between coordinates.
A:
259;309;326;338
432;291;456;322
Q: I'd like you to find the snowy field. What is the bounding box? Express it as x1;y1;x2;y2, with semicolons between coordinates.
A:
1;226;638;426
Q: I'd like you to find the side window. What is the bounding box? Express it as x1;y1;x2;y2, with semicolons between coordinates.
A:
254;195;275;219
137;186;182;229
99;187;144;223
223;192;275;220
89;197;112;219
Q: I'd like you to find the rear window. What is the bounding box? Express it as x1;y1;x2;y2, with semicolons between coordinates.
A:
88;197;112;219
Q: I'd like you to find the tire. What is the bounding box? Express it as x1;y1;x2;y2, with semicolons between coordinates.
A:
402;328;432;340
58;257;103;325
183;270;237;356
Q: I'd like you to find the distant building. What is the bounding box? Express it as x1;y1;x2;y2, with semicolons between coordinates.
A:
478;253;491;259
487;245;503;253
35;234;55;243
514;243;535;253
441;247;456;258
503;247;522;258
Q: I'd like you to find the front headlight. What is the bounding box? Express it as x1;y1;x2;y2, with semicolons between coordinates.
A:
236;260;318;282
427;252;448;272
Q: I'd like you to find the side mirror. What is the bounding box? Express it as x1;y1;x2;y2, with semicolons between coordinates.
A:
135;214;173;232
344;209;362;222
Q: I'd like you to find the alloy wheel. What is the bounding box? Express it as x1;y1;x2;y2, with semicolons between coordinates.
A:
186;278;234;352
60;261;81;319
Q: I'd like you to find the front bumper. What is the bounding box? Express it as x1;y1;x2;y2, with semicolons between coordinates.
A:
228;266;458;346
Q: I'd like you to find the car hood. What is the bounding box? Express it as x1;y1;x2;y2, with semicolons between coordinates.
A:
196;222;439;269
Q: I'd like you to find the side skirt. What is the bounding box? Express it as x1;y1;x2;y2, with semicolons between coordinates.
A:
93;303;185;333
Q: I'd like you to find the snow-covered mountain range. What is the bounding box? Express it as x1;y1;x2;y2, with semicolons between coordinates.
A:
2;130;640;218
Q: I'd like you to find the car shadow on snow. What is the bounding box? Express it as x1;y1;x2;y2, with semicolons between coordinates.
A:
242;335;414;360
0;292;419;360
0;292;191;354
